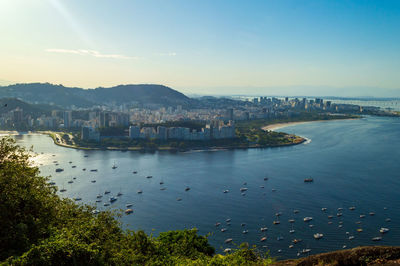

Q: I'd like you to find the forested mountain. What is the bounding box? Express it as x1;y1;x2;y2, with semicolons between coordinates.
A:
0;83;192;108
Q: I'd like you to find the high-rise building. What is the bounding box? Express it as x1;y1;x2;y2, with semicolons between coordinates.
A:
63;111;72;128
226;108;234;121
129;125;141;139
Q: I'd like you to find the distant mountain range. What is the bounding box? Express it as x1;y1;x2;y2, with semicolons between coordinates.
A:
0;83;192;108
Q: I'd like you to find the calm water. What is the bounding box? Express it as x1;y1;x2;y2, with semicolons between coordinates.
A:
7;116;400;260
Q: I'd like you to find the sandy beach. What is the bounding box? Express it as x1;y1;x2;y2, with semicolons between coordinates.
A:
262;121;314;131
262;117;360;132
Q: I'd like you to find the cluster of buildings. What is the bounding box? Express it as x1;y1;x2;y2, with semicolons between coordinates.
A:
1;96;393;143
127;120;235;141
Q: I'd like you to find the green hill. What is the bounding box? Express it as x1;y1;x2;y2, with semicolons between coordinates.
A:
0;98;55;117
0;83;192;108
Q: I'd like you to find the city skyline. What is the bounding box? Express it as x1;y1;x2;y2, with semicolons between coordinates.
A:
1;0;400;97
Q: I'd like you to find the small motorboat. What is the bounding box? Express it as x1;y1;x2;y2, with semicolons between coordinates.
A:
133;171;137;174
241;223;246;226
372;236;382;241
260;237;267;242
357;228;363;232
74;197;82;201
226;218;231;223
104;203;110;206
337;213;343;217
304;177;313;183
224;248;231;253
225;238;233;244
386;218;391;222
176;198;182;201
215;222;221;227
112;163;117;169
348;236;355;240
223;190;229;193
109;197;117;203
60;188;67;192
160;181;164;185
289;245;294;249
293;210;299;214
68;180;73;184
160;187;166;191
289;229;295;234
337;208;343;211
309;224;315;228
302;249;311;254
275;212;282;217
260;227;268;232
125;209;133;214
185;187;190;191
292;239;302;244
91;180;96;183
105;190;111;194
146;175;152;179
90;169;98;172
82;168;86;171
126;203;133;208
349;206;356;210
69;161;72;164
95;199;102;203
55;168;64;172
277;236;284;241
242;230;248;234
303;217;313;222
240;187;248;192
92;210;100;215
49;182;56;185
380;228;389;234
221;228;227;232
72;166;76;168
369;212;375;216
117;192;123;196
314;233;323;239
96;194;102;198
288;219;295;223
137;190;143;194
360;214;366;218
321;208;327;211
273;220;280;225
328;215;333;219
264;177;268;181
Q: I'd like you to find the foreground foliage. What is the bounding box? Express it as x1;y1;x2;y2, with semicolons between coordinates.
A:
0;137;272;265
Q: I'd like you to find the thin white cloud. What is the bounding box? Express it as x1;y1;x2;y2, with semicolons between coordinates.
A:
154;52;177;56
45;49;137;59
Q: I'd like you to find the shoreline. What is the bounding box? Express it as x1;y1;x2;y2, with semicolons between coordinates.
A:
2;117;359;152
40;131;307;152
262;117;360;132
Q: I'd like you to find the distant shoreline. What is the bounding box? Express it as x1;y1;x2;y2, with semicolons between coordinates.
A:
262;117;360;132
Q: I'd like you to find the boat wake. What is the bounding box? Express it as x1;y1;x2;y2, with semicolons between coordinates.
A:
303;137;312;145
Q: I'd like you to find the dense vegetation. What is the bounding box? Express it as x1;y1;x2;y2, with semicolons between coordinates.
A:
0;137;273;265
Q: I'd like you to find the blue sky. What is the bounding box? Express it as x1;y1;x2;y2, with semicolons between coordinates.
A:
0;0;399;96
